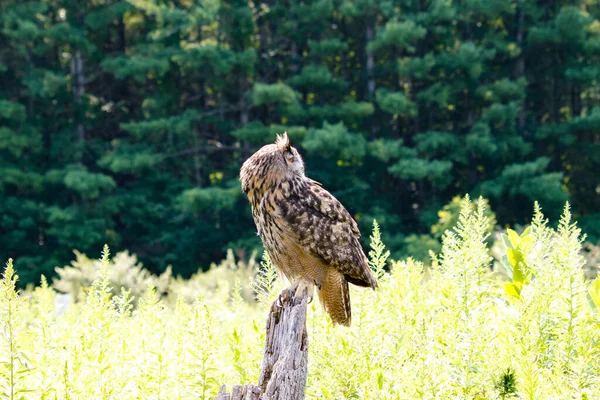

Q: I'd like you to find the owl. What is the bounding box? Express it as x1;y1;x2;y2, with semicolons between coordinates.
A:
240;132;377;326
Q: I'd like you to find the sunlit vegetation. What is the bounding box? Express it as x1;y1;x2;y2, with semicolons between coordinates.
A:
1;198;599;399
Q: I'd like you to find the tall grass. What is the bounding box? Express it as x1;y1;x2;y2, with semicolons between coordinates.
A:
1;197;599;399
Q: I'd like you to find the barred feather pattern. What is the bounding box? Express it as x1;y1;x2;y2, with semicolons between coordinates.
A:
240;133;377;326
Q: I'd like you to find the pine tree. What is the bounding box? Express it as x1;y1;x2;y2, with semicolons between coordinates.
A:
1;0;598;282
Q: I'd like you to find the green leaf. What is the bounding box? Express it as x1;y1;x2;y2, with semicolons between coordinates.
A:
506;247;519;268
505;283;520;299
507;229;521;249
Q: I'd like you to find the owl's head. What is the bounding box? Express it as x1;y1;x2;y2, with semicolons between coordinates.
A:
240;132;305;195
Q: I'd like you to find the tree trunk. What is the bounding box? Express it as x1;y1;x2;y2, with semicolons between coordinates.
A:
216;287;309;400
365;24;376;103
516;2;526;132
291;41;300;75
71;49;85;142
365;23;377;139
193;132;203;187
240;76;250;160
24;49;34;117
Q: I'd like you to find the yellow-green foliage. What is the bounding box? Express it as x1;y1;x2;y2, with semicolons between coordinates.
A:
1;197;599;399
53;250;172;301
501;227;534;300
53;248;258;307
165;249;258;306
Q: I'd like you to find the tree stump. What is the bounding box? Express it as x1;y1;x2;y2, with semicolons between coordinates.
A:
216;287;309;400
215;384;261;400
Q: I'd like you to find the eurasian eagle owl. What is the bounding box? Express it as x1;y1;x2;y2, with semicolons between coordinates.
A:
240;133;377;326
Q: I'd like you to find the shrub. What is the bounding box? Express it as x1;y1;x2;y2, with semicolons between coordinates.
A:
165;249;259;306
1;197;599;399
53;249;258;307
53;250;171;301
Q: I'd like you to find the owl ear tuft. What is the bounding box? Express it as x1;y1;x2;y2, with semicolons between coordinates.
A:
275;131;291;152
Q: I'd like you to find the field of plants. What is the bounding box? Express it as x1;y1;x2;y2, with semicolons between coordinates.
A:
1;197;599;399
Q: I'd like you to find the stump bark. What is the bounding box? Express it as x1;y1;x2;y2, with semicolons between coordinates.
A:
216;287;309;400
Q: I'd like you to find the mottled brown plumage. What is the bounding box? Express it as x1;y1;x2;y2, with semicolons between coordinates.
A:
240;132;377;326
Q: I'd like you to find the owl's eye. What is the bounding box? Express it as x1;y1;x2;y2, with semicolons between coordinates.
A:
285;151;294;163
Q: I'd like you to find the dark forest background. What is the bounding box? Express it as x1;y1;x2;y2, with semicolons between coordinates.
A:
1;0;599;284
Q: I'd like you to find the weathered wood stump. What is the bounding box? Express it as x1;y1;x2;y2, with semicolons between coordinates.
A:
215;384;261;400
215;287;309;400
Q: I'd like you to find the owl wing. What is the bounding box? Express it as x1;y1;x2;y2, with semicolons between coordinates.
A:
276;179;377;289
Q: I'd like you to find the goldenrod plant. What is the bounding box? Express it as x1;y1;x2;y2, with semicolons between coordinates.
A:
590;278;600;310
0;259;30;400
368;220;390;280
1;197;599;399
53;248;258;307
501;226;534;300
53;249;172;301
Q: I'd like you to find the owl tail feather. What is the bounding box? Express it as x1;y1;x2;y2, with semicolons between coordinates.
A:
318;269;351;326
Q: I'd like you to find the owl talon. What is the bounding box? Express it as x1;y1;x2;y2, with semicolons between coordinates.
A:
292;279;315;303
275;295;283;309
275;291;288;309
